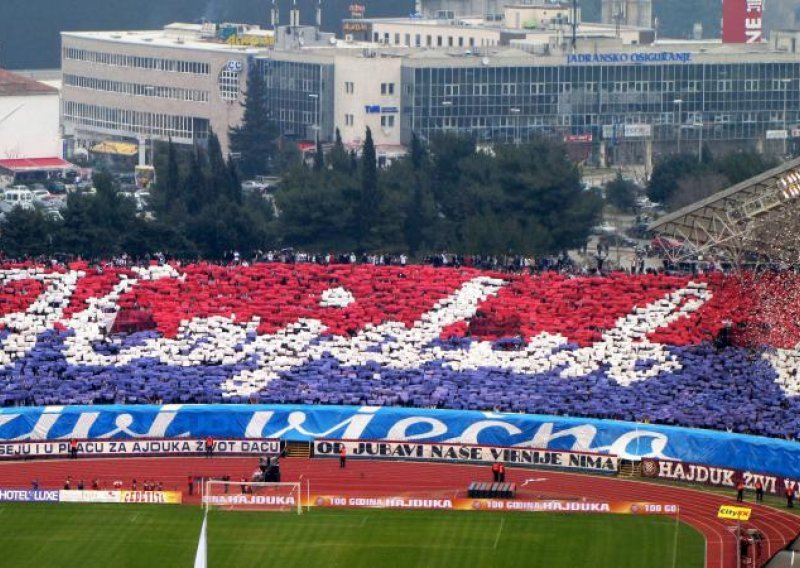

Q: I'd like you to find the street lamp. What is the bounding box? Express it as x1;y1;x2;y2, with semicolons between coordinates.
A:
673;98;683;154
693;115;703;164
510;107;521;145
308;93;320;144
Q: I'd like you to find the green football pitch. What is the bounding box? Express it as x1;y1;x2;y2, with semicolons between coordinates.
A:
0;504;704;567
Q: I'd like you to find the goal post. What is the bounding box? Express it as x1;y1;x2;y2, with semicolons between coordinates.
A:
203;480;303;515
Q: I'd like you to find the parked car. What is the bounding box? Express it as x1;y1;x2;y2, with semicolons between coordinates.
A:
599;233;638;249
0;187;35;212
591;223;617;235
242;180;267;192
651;236;685;254
31;189;51;203
46;180;66;194
135;191;150;212
39;195;66;210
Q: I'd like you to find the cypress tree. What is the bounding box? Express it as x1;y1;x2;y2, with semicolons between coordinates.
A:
313;136;324;172
328;128;350;173
358;127;380;247
229;63;278;178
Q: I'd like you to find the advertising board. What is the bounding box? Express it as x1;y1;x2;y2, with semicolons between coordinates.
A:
0;438;279;460
722;0;763;43
314;440;618;473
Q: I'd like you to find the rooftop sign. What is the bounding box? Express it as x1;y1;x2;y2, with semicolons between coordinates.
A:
722;0;763;44
567;52;693;65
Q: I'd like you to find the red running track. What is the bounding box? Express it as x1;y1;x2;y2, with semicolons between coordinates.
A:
1;456;799;568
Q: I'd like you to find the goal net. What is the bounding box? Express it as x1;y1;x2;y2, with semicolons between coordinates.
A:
203;480;302;514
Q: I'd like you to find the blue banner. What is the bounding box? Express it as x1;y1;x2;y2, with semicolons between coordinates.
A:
1;404;799;479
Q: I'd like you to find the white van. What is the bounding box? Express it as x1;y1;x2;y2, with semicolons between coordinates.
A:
0;187;35;212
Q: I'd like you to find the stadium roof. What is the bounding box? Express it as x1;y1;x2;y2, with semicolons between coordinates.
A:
0;69;58;97
0;158;74;173
649;156;800;257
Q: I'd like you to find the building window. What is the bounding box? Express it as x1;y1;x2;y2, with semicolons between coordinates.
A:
381;115;395;128
744;79;760;91
473;83;488;95
345;114;354;126
218;68;241;101
62;74;208;102
394;33;400;44
345;81;355;94
501;83;516;95
61;100;200;140
61;47;209;75
381;82;395;95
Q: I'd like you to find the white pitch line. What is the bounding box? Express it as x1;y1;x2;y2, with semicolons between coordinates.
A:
492;517;505;550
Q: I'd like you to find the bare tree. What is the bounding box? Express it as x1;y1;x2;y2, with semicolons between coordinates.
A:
669;172;729;211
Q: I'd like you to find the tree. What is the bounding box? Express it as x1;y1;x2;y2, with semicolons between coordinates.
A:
349;149;358;174
647;153;704;205
229;63;279;177
56;173;139;258
328;128;350;173
669;171;728;210
150;138;181;216
357;127;380;247
0;207;55;258
604;173;637;212
714;151;777;185
181;147;208;216
275;163;357;250
206;129;243;205
649;150;777;211
313;137;324;172
429;132;476;215
207;130;235;201
226;155;243;205
403;133;434;256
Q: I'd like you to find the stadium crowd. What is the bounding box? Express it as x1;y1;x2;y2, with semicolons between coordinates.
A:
0;257;797;439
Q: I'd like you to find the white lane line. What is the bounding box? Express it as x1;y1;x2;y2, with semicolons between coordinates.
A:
493;517;505;550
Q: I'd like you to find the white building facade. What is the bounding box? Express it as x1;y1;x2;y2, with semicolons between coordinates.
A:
0;70;61;159
60;24;260;159
60;18;800;166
